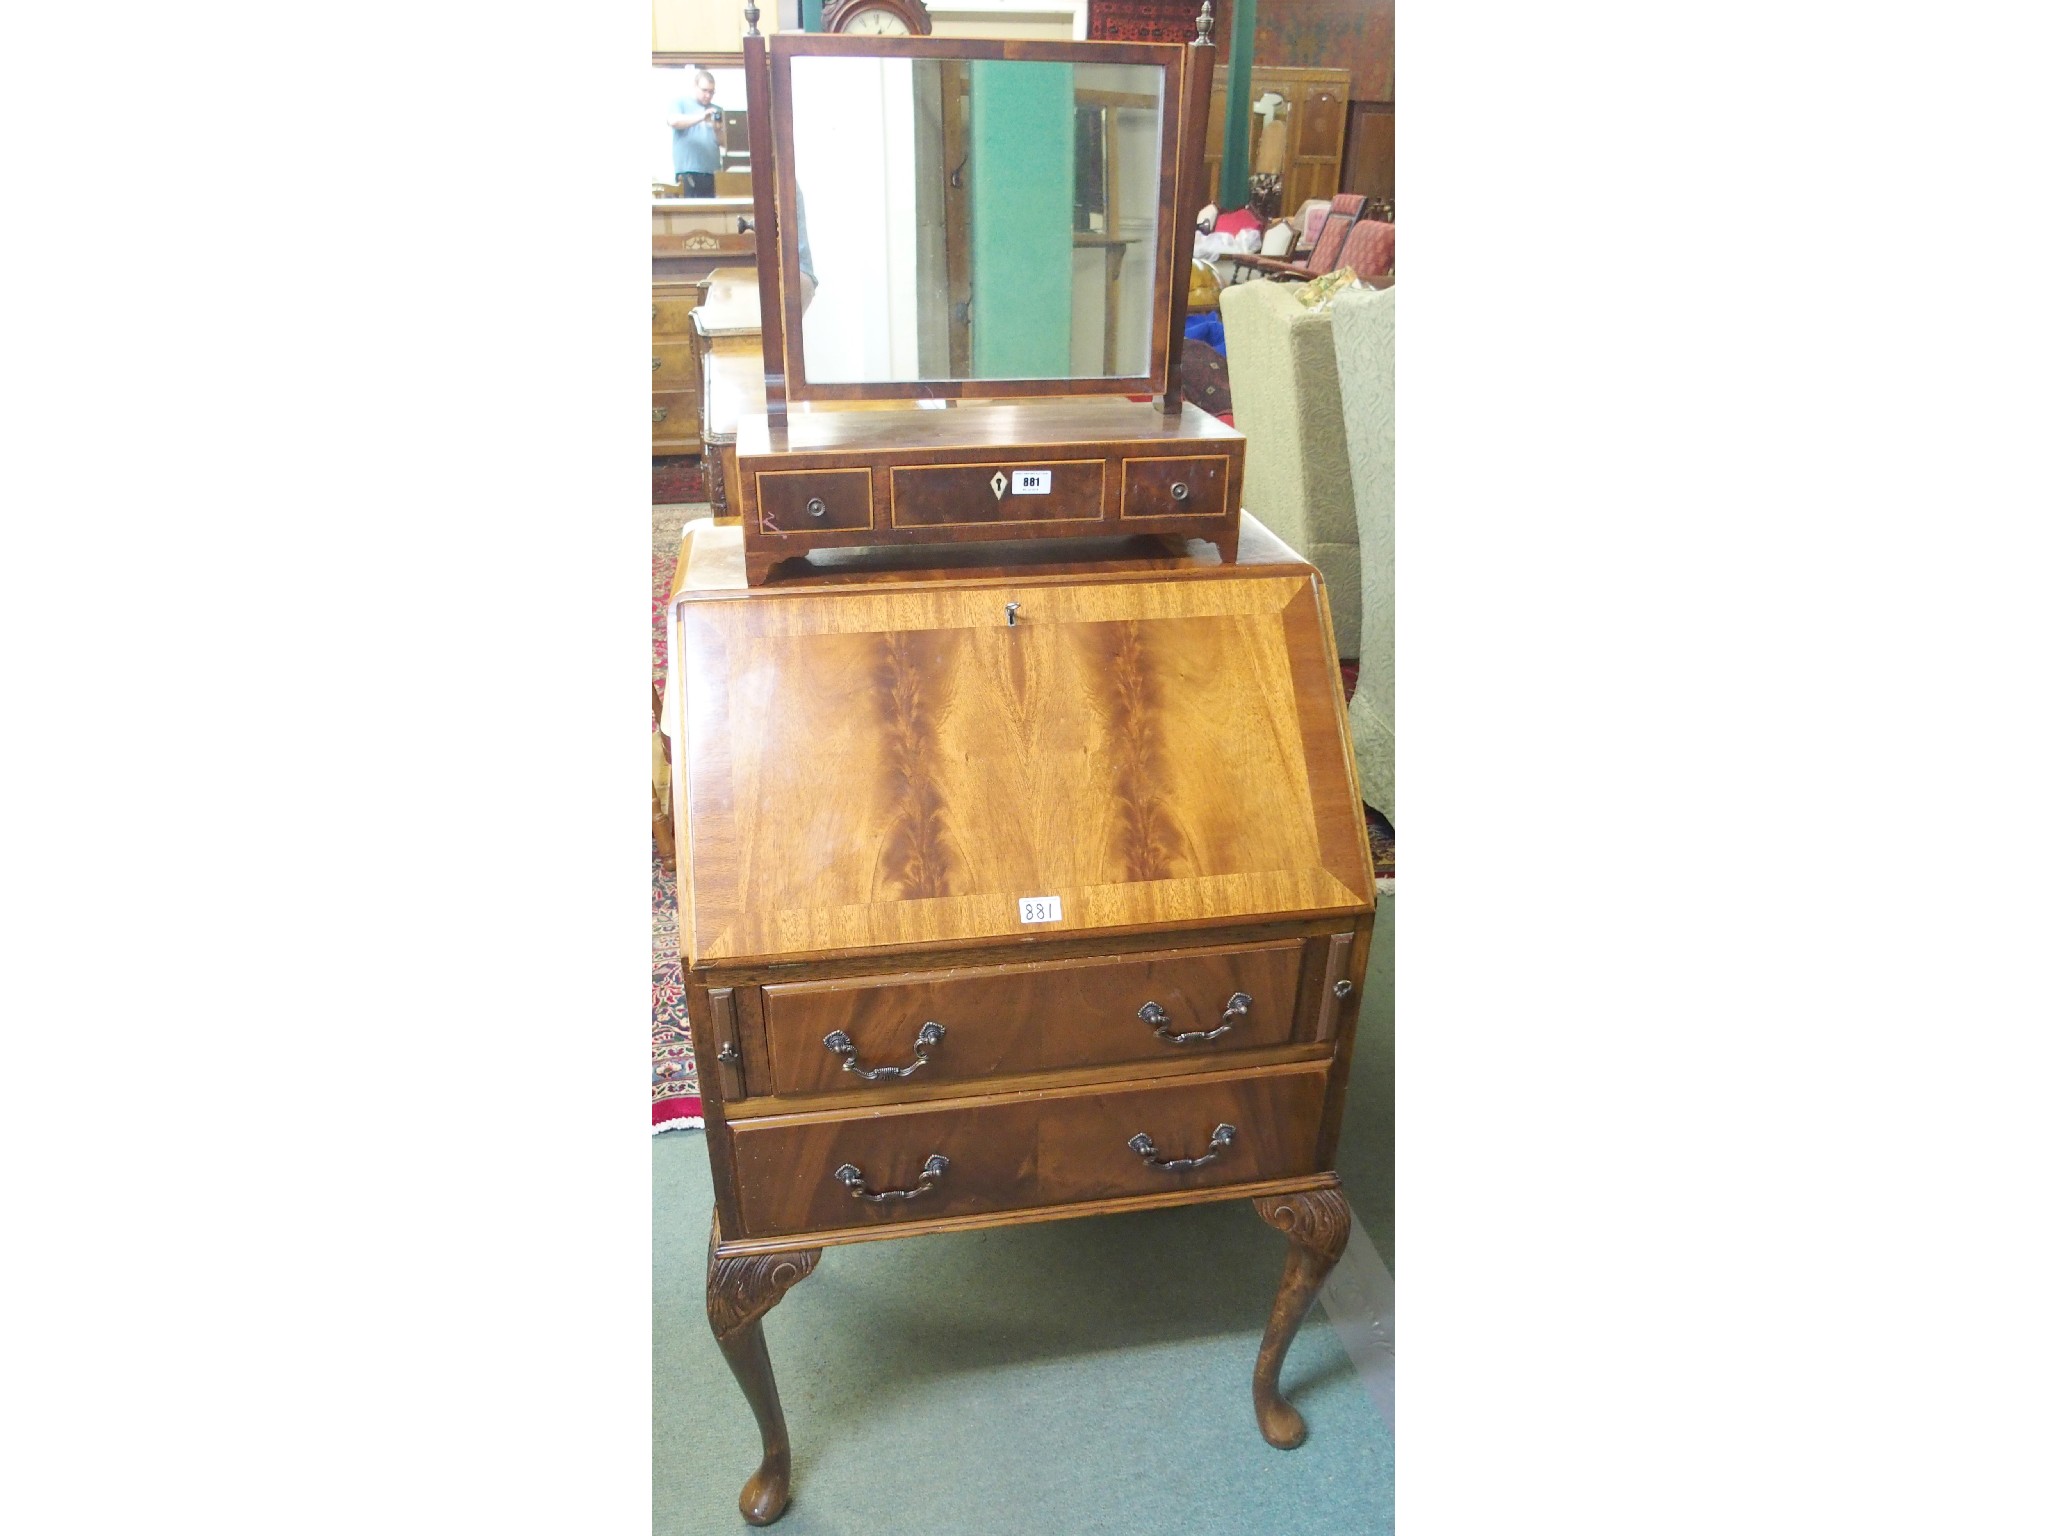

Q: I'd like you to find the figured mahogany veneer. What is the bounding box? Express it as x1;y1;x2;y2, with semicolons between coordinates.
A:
733;399;1245;585
672;561;1363;968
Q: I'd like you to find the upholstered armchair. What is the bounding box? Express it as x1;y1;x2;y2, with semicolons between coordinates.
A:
1234;195;1360;283
1329;284;1394;821
1330;218;1395;280
1256;210;1395;287
1218;278;1362;656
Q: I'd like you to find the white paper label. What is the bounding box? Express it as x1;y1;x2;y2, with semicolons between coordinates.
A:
1018;895;1064;924
1013;470;1052;495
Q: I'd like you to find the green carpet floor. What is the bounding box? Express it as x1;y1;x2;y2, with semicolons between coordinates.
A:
655;899;1394;1535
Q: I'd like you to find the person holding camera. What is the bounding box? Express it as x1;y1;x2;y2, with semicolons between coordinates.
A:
668;69;723;198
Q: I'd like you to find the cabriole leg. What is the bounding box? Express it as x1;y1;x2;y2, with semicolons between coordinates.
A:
706;1225;820;1525
1249;1187;1352;1448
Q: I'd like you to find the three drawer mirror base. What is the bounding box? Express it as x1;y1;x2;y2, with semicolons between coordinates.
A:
705;1220;822;1526
704;1182;1352;1525
1250;1186;1354;1449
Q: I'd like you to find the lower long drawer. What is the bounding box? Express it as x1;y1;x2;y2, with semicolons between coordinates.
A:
729;1059;1329;1239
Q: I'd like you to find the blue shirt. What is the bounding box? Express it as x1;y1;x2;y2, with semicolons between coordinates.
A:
672;99;721;177
794;190;814;284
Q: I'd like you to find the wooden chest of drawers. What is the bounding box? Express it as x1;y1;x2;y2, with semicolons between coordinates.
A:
668;519;1372;1523
733;399;1247;586
653;245;758;458
653;279;706;455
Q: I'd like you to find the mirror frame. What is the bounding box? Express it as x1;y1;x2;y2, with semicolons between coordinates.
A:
745;30;1213;410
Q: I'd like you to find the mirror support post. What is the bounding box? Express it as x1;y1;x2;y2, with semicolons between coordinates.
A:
1158;4;1217;417
744;20;790;429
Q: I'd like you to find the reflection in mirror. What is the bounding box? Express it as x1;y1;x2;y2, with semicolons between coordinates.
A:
654;65;750;197
787;56;1165;384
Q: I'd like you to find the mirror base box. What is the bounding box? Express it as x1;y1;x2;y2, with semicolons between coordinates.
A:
734;398;1245;585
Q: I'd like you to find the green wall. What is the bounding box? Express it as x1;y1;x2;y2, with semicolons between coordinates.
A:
968;61;1073;378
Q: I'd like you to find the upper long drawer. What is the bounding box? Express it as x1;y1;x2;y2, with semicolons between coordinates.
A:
761;939;1306;1098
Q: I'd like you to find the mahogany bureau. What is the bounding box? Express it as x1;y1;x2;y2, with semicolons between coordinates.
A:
666;517;1375;1524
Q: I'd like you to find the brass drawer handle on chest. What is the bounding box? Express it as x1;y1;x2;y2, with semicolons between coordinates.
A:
820;1021;946;1080
652;356;662;372
1128;1123;1237;1172
1137;991;1251;1045
805;496;827;519
834;1153;950;1203
652;406;669;424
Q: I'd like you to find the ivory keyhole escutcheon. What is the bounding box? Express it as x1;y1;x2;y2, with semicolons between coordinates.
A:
990;471;1007;500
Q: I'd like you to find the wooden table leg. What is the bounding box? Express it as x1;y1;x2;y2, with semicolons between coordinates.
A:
1250;1187;1351;1448
706;1221;821;1526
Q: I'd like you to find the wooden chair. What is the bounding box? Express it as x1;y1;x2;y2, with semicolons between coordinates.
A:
1251;218;1395;288
654;681;676;872
1233;209;1357;282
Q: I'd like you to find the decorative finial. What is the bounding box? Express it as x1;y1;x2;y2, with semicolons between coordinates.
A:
744;1;760;35
1194;1;1215;46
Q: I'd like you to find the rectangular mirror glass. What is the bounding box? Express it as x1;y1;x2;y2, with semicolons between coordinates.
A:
785;55;1168;384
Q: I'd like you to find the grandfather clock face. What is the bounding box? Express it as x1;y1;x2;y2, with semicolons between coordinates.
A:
822;0;933;36
845;8;910;33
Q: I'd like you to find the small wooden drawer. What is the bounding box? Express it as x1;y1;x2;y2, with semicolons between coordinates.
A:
652;390;698;448
890;460;1105;527
756;468;874;533
652;339;697;385
760;940;1305;1098
730;1060;1329;1238
1121;454;1233;521
652;294;701;336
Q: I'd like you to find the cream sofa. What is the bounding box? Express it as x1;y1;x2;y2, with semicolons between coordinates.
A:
1219;278;1394;819
1219;279;1363;656
1329;285;1394;822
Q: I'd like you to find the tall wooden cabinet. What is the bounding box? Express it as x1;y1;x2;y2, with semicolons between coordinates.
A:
652;203;756;457
1204;66;1351;209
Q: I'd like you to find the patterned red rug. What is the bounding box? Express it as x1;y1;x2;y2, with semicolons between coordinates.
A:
654;504;702;1131
653;847;701;1131
653;457;707;505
